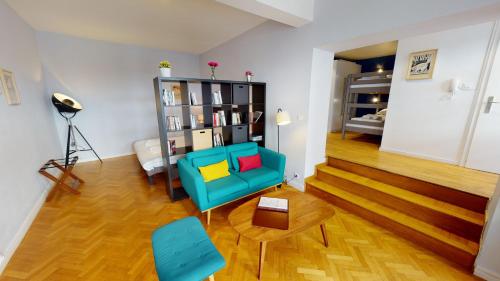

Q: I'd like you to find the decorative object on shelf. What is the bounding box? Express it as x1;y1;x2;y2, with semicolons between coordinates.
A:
276;108;291;154
167;140;176;155
159;60;172;77
245;70;253;82
1;68;20;105
208;61;219;80
406;49;437;80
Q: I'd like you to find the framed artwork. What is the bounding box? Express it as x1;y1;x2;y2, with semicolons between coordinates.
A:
1;68;20;105
406;49;438;80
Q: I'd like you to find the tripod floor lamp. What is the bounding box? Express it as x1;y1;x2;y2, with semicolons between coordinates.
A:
276;108;291;154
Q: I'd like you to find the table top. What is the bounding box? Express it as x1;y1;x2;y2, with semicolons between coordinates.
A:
228;189;335;242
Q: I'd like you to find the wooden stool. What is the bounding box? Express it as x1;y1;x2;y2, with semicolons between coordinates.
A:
39;156;84;201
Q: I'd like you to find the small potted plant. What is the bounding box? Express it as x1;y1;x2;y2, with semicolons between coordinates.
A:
208;61;219;80
245;70;253;82
159;60;172;77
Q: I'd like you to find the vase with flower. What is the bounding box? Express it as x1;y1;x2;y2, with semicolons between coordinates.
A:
245;71;253;82
208;61;219;80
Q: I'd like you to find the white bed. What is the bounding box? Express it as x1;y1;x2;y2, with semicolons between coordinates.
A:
133;138;164;184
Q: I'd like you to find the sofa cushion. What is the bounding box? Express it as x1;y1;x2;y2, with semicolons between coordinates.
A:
235;166;280;188
186;146;226;166
152;217;226;281
192;153;227;170
198;160;230;182
238;154;262;172
206;175;248;202
225;142;258;170
230;148;258;172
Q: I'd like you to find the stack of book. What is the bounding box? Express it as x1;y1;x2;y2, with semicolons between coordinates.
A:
189;92;199;105
213;111;226;127
166;140;176;155
250;135;263;142
232;112;242;125
213;133;224;147
163;89;176;105
212;91;223;105
190;114;197;129
167;116;182;131
252;196;289;230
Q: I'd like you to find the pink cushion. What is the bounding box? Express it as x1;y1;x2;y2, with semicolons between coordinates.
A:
238;154;262;172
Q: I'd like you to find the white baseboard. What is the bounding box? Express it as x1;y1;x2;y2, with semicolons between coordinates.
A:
379;146;458;165
475;266;500;281
77;151;136;163
0;190;48;274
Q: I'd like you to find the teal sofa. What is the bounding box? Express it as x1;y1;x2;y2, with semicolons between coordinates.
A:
178;142;286;224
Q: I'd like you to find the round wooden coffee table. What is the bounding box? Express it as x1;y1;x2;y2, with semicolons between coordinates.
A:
228;189;335;279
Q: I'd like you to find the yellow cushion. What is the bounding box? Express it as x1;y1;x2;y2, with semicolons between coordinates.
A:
198;159;230;182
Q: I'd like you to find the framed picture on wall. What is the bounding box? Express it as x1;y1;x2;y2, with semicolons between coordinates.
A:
1;68;20;105
406;49;438;80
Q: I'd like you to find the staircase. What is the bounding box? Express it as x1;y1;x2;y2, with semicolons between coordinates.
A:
305;156;489;269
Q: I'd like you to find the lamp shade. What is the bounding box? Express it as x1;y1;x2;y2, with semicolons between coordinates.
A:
276;109;291;126
52;93;83;113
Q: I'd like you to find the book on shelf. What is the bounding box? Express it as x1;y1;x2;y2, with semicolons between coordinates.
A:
250;135;263;142
167;139;176;155
232;112;242;125
189;92;198;105
212;111;226;127
190;114;196;129
213;133;224;147
163;89;176;106
212;90;222;105
167;116;182;131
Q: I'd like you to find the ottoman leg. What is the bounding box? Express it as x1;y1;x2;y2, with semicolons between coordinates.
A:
206;210;211;225
258;241;267;279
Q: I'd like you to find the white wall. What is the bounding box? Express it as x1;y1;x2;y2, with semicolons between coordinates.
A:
201;0;500;188
0;1;61;272
381;22;494;164
36;32;201;161
475;179;500;281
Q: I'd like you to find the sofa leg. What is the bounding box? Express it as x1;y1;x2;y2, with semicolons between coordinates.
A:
206;210;211;225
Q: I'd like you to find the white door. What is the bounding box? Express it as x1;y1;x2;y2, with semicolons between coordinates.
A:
466;27;500;174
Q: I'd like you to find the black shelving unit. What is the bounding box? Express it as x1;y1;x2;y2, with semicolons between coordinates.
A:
153;77;267;201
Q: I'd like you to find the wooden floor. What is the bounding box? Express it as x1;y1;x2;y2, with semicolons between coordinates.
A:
0;155;483;281
327;133;498;198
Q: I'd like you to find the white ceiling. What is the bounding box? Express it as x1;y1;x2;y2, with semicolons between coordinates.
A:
5;0;267;54
335;41;398;60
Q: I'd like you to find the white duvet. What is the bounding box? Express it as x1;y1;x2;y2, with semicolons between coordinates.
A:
133;138;163;172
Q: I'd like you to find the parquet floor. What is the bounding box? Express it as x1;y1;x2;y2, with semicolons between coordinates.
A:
0;155;482;281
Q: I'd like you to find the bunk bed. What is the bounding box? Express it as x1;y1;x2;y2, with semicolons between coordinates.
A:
341;70;392;139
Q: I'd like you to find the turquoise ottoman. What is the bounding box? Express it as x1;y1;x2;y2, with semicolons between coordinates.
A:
152;217;226;281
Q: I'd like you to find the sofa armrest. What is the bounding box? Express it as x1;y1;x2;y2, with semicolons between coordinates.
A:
177;158;208;210
258;147;286;180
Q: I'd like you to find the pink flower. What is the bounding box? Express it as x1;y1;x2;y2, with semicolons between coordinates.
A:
245;71;253;76
208;61;219;68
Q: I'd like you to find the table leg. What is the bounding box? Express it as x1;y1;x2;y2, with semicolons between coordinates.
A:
258;241;267;280
237;234;241;246
320;223;329;247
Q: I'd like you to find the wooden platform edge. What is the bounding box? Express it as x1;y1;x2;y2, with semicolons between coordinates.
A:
305;182;476;270
327;157;489;213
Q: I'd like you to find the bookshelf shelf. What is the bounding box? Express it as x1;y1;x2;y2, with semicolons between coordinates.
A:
154;77;267;201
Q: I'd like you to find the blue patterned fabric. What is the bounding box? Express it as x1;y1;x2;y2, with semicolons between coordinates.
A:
152;217;226;281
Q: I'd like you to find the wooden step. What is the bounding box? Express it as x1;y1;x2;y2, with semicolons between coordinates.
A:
305;177;479;269
316;164;484;242
327;157;489;213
